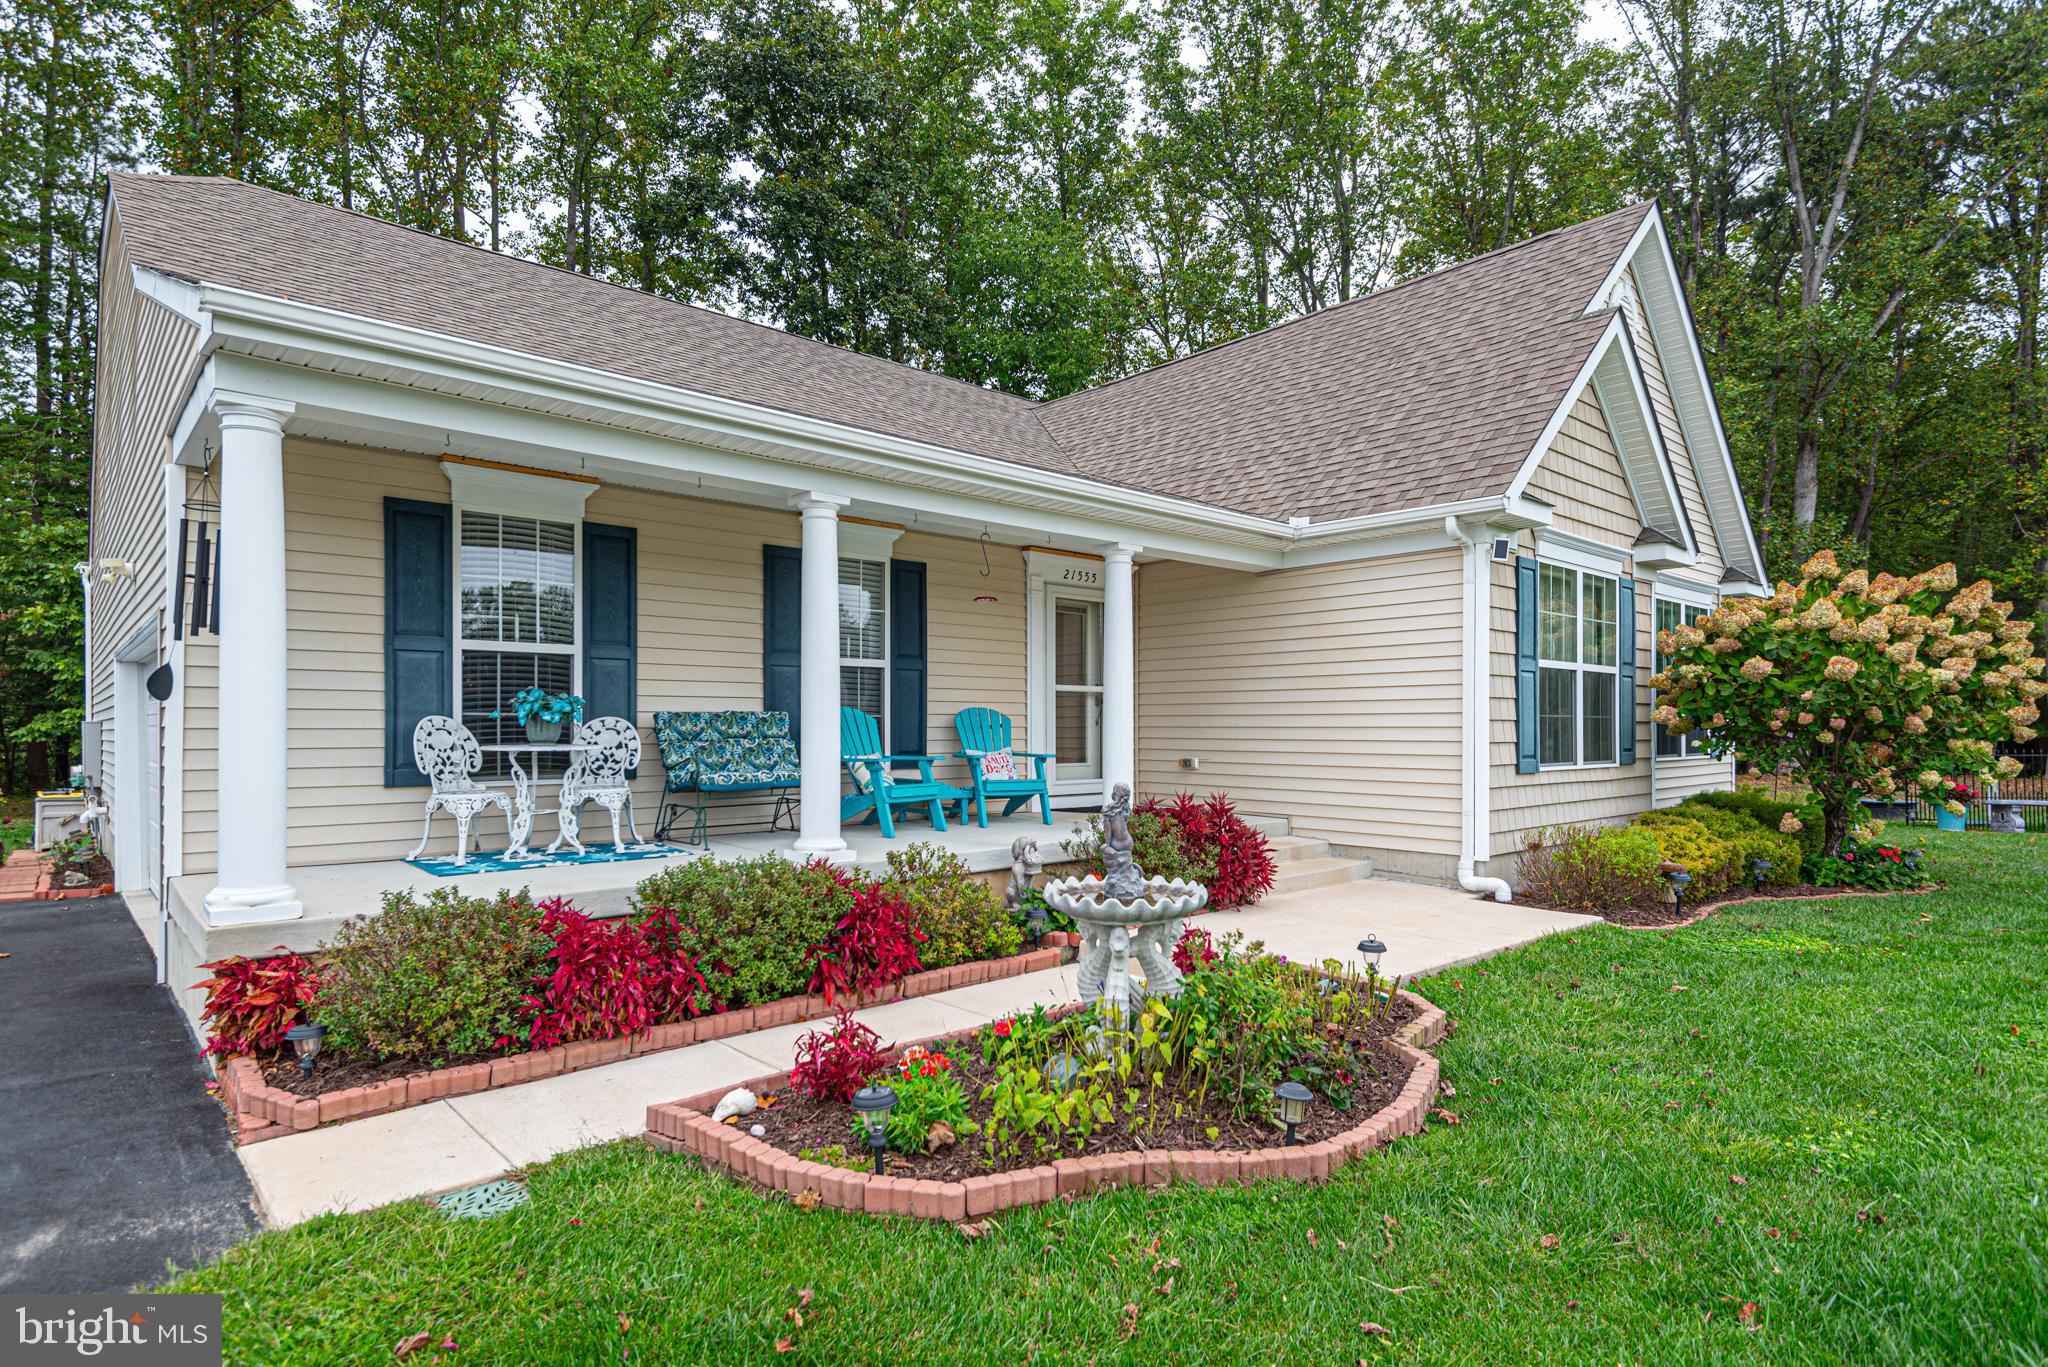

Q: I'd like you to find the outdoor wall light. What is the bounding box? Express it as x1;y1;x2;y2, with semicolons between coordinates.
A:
1665;868;1692;917
284;1023;327;1079
1274;1081;1313;1145
1751;858;1771;892
852;1085;897;1174
1025;905;1048;946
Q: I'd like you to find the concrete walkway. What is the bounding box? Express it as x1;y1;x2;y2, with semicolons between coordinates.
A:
237;880;1596;1227
0;895;258;1291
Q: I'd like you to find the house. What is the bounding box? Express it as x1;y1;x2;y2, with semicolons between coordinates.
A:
85;174;1765;1019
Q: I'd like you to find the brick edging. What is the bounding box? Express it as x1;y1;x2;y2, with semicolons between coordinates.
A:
0;863;113;904
643;989;1452;1219
219;941;1079;1145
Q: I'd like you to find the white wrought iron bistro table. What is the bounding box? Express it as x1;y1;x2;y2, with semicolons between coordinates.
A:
479;742;593;859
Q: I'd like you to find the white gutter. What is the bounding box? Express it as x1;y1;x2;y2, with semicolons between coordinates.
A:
1444;517;1513;902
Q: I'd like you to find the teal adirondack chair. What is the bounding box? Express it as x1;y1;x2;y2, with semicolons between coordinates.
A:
952;707;1054;827
839;707;969;838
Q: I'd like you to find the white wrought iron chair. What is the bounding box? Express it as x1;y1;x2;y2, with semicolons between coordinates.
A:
406;715;513;866
551;715;644;855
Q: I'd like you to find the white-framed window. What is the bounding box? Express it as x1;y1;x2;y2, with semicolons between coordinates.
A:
1537;561;1621;768
457;509;579;778
838;556;887;747
1654;594;1714;758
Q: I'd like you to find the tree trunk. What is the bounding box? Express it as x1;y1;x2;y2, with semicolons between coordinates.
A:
1820;796;1854;859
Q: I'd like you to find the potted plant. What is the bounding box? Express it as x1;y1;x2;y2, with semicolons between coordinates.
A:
499;687;585;744
1933;776;1975;832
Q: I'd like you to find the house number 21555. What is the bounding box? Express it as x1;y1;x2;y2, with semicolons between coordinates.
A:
1062;566;1101;585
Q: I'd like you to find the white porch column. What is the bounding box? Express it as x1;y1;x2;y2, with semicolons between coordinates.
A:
1101;543;1139;804
792;493;851;859
204;395;303;926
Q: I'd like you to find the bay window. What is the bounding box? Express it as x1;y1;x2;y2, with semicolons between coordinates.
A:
1537;561;1621;767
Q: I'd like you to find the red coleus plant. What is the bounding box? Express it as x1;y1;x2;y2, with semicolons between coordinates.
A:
194;950;321;1057
522;898;706;1050
1142;791;1278;909
805;863;926;1005
787;1009;888;1102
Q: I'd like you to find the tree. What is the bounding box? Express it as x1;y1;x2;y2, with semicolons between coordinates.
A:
1653;550;2048;855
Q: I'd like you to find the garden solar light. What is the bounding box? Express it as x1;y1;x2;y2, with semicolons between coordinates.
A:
1274;1081;1313;1146
1357;934;1386;977
1665;868;1692;917
1025;905;1048;945
284;1023;326;1078
852;1085;897;1174
1751;858;1771;892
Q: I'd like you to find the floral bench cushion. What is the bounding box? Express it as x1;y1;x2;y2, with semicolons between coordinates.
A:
652;710;800;792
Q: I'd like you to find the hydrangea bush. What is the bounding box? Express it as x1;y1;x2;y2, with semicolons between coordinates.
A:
1652;552;2046;856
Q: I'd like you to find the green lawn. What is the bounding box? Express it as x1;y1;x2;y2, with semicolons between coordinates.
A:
170;831;2048;1364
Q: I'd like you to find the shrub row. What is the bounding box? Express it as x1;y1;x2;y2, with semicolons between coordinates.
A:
198;842;1021;1068
1518;792;1818;912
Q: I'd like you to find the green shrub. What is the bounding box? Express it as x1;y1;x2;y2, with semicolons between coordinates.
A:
1680;789;1823;866
882;844;1021;969
1517;824;1663;910
632;855;848;1008
1666;798;1805;887
1632;812;1737;895
315;887;547;1064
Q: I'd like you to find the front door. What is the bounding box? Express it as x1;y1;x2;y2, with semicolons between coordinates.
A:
1049;593;1103;798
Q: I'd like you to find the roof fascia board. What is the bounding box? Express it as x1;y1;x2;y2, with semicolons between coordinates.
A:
1593;322;1695;553
193;283;1287;548
1610;209;1769;581
1504;313;1630;501
132;265;205;325
1579;207;1663;321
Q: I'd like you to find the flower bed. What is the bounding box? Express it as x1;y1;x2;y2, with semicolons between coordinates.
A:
1516;790;1929;924
216;940;1072;1145
647;988;1449;1219
647;936;1448;1217
197;843;1075;1144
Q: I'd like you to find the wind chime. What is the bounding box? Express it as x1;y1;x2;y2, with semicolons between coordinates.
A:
173;446;223;642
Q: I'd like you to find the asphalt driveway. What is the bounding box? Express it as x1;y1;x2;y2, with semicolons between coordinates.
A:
0;895;257;1291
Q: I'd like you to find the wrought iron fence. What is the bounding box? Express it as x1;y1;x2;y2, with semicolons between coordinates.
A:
1874;745;2048;832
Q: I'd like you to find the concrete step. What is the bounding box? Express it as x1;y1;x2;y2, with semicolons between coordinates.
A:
1264;834;1331;864
1269;854;1370;894
1241;814;1291;839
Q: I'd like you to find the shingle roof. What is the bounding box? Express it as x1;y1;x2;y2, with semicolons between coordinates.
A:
108;174;1653;523
1038;203;1652;520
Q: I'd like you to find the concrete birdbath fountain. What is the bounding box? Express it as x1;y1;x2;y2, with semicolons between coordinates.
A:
1042;783;1209;1021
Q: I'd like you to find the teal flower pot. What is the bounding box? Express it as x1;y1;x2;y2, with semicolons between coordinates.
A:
1936;808;1967;832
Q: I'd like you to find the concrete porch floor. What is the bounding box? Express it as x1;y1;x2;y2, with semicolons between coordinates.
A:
234;877;1596;1227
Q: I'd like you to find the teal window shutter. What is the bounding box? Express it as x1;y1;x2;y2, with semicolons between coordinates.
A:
1515;555;1540;774
888;559;927;765
1617;577;1637;765
583;522;638;774
762;545;802;740
385;498;451;787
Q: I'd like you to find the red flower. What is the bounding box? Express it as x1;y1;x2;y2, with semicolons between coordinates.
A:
993;1019;1014;1037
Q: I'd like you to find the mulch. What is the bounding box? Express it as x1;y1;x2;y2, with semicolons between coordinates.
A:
742;996;1421;1184
1523;882;1943;928
260;1044;506;1098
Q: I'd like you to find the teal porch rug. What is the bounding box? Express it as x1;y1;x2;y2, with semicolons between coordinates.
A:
404;843;683;877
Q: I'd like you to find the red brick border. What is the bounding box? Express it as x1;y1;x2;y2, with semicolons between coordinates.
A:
644;989;1450;1219
217;942;1076;1144
0;854;113;904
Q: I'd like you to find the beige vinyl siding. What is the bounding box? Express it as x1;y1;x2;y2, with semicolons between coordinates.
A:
1489;371;1732;867
193;440;1029;868
1527;388;1640;544
1619;267;1723;587
1135;550;1464;870
87;211;199;870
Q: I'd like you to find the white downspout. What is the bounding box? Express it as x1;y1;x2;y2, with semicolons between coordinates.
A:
1444;518;1513;902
